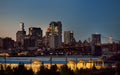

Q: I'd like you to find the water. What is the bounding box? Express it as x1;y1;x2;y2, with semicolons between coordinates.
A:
0;56;99;64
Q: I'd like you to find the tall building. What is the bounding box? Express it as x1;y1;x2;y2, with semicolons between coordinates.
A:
29;27;43;47
16;22;26;48
91;33;102;56
44;27;51;48
64;31;74;45
0;37;14;50
0;37;3;49
45;21;62;49
23;36;36;49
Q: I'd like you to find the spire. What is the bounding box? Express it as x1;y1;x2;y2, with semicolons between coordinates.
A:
19;22;25;31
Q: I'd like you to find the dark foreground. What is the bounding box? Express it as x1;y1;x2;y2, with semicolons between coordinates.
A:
0;62;120;75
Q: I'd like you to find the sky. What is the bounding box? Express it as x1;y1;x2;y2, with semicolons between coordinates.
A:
0;0;120;43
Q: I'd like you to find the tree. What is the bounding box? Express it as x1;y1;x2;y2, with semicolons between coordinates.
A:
60;65;74;75
37;65;50;75
50;64;60;75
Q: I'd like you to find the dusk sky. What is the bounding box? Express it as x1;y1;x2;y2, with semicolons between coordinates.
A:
0;0;120;43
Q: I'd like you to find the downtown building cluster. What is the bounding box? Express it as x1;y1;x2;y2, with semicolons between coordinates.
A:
16;21;62;50
0;21;120;56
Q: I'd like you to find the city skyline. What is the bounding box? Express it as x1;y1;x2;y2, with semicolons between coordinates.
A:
0;0;120;42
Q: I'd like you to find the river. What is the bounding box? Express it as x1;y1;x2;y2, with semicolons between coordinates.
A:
0;55;99;64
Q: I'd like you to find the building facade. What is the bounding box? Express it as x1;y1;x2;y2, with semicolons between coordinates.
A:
64;31;74;45
29;27;43;48
0;37;14;50
45;21;62;49
0;38;3;49
91;33;102;56
16;22;26;48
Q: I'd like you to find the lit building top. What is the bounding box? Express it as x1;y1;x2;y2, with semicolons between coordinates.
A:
19;22;25;31
46;27;51;33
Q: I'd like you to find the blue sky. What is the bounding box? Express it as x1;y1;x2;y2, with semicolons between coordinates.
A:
0;0;120;42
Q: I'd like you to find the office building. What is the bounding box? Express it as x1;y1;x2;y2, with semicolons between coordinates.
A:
16;22;26;48
23;36;36;49
44;27;51;48
29;27;43;47
0;38;3;49
64;31;74;45
0;37;14;50
45;21;62;49
91;33;102;56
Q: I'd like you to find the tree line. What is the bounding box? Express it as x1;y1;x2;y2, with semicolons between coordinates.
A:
0;62;120;75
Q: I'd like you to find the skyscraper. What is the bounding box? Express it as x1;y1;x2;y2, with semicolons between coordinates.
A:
29;27;43;47
44;27;51;48
64;31;74;45
91;33;102;56
46;21;62;49
16;22;26;48
0;38;3;49
2;37;14;50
